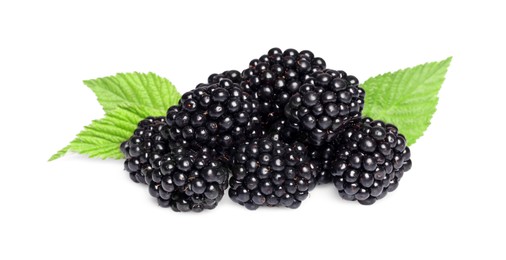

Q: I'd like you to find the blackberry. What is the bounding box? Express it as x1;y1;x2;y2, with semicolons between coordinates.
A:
267;119;332;184
120;117;170;184
228;137;317;210
148;148;230;212
240;48;327;123
284;69;365;146
330;118;412;205
166;80;262;158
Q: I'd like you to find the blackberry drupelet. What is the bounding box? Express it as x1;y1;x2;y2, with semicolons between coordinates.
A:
228;137;317;210
284;69;365;146
330;118;412;205
148;148;230;212
120;116;170;184
208;70;242;84
240;48;327;123
165;80;262;158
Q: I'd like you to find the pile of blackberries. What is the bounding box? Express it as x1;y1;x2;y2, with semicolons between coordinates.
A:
121;48;412;212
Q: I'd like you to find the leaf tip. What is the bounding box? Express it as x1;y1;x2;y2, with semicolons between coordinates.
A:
442;56;453;65
48;145;70;162
82;79;93;86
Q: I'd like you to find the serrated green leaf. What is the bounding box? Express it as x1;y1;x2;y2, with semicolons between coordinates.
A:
49;105;165;161
50;71;177;161
83;72;180;112
362;57;452;145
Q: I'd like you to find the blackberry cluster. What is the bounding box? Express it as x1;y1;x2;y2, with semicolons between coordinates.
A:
283;70;365;146
165;80;262;156
228;137;317;210
148;148;230;212
239;48;327;123
330;118;412;205
120;117;170;184
119;47;414;211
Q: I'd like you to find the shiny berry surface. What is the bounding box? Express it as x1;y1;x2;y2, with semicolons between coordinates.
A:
121;117;170;185
149;148;230;212
330;118;412;205
228;137;317;209
284;70;365;146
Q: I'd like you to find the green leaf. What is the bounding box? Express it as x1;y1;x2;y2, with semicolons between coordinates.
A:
50;72;180;161
49;105;165;161
48;145;70;161
83;72;180;112
361;57;452;145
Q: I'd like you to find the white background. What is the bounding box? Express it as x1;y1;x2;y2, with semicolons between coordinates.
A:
1;1;505;259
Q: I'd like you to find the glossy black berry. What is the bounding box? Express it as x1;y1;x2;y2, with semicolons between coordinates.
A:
330;118;412;205
240;48;327;123
166;81;261;157
121;117;170;184
148;148;230;212
228;137;317;210
284;70;365;145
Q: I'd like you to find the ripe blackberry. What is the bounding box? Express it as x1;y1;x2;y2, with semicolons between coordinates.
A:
284;69;365;146
165;80;262;157
240;48;327;123
268;119;337;185
270;119;338;185
120;117;170;184
267;118;332;185
148;148;230;212
330;118;412;205
228;137;317;210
